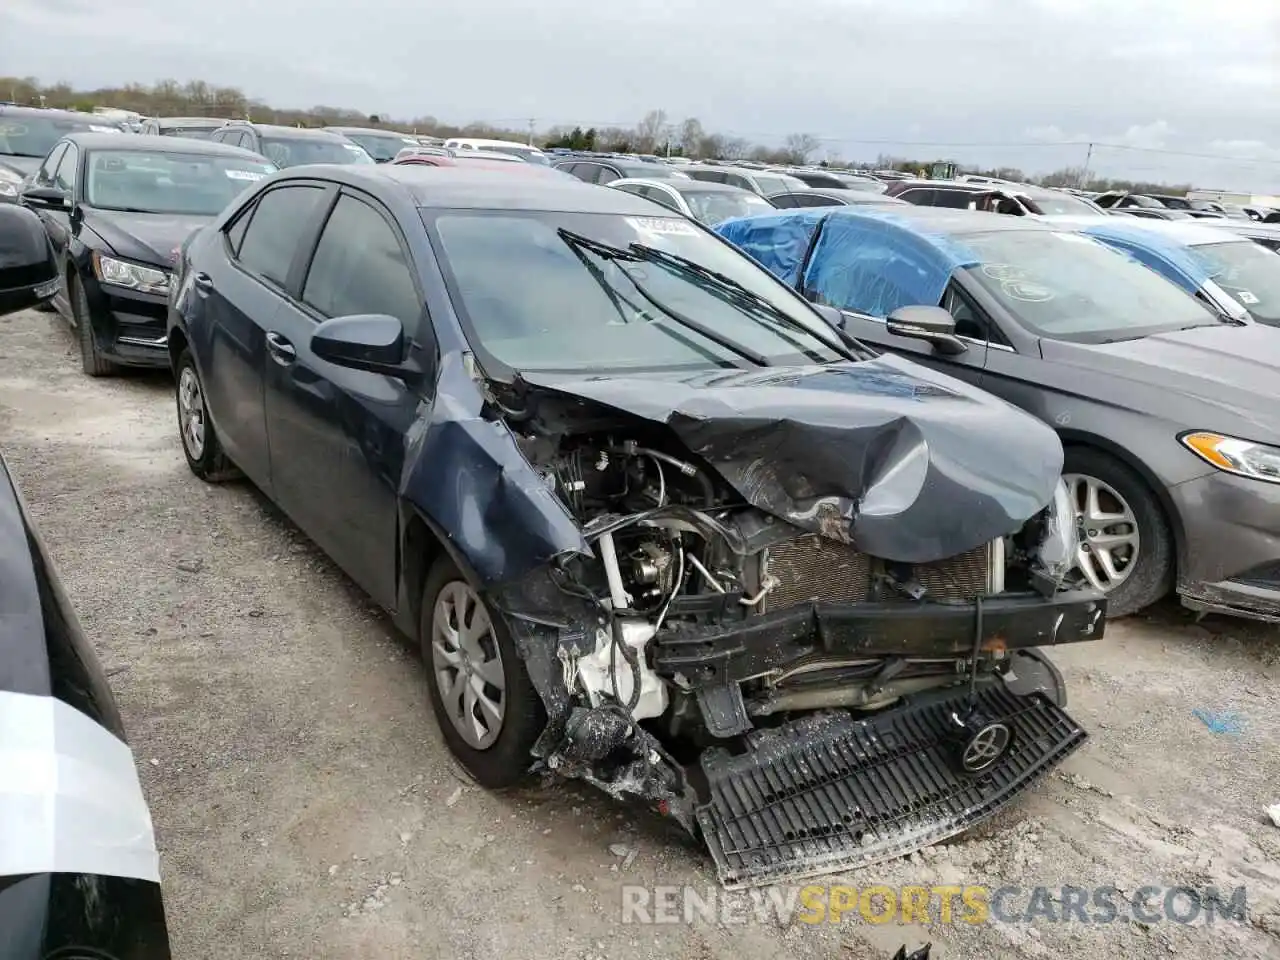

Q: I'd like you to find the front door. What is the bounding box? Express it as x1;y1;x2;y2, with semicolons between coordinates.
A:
262;188;427;610
196;181;333;489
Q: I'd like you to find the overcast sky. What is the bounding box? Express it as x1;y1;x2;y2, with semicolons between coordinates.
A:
4;0;1278;192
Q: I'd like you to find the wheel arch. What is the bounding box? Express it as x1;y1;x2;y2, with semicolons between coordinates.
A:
400;505;487;644
1057;428;1185;581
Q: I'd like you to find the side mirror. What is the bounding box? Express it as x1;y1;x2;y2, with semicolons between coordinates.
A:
0;204;59;317
20;186;69;210
885;305;967;355
810;303;846;331
311;313;410;378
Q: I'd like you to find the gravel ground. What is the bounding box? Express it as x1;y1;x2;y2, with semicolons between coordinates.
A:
2;306;1279;960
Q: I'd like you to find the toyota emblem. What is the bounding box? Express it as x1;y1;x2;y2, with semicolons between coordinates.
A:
960;721;1012;773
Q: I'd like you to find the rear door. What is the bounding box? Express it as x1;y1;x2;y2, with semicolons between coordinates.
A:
262;187;428;608
192;180;333;489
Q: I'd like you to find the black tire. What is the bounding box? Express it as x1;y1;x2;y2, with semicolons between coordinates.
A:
175;348;240;482
71;273;117;377
1063;447;1172;618
420;554;544;788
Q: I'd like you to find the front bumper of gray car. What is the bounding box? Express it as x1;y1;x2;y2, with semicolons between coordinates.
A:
1171;470;1280;621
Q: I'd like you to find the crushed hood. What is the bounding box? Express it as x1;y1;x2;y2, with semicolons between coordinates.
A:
82;209;213;268
521;353;1064;563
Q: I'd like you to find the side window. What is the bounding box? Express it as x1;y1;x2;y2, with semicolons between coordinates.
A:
941;282;986;340
727;174;753;191
209;128;226;143
35;144;67;187
570;163;597;182
236;185;327;288
639;186;679;211
770;194;797;208
931;189;975;209
612;182;646;197
53;144;78;194
225;199;256;256
898;188;935;206
687;170;725;184
796;193;840;208
301;193;422;336
595;166;621;184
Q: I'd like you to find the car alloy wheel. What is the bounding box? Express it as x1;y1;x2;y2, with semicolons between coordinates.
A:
1063;471;1140;593
431;581;506;750
177;365;206;460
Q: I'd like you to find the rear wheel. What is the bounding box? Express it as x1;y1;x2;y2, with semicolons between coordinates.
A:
175;348;239;482
420;555;543;788
71;274;117;377
1062;447;1172;617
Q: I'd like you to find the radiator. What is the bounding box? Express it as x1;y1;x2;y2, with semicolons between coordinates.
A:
761;536;1000;612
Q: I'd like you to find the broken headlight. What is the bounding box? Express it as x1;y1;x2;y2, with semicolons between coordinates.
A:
1030;478;1078;586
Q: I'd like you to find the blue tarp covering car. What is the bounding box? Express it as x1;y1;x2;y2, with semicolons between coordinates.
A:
716;208;982;316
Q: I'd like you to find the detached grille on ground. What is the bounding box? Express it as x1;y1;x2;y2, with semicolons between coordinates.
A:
762;536;996;612
695;685;1087;888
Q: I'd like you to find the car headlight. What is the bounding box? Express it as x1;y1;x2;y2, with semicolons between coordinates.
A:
1030;478;1079;585
1181;431;1280;484
0;169;20;199
92;252;170;295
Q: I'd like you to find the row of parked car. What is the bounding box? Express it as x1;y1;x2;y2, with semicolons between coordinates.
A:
1;100;1278;951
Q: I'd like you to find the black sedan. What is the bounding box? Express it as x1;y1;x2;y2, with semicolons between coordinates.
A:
167;163;1103;885
718;205;1280;622
0;105;124;203
0;203;172;956
20;133;275;375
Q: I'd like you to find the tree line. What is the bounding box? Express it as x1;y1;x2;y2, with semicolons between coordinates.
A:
2;76;1189;194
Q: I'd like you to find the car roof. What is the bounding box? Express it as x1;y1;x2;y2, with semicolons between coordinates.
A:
154;116;223;125
237;124;349;139
287;164;665;213
1057;215;1246;248
820;204;1059;236
614;178;756;194
0;105;108;122
682;164;779;176
769;189;908;204
63;132;266;158
323;126;410;137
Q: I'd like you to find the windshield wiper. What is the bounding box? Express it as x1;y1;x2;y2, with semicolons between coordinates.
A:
556;228;771;366
629;242;868;362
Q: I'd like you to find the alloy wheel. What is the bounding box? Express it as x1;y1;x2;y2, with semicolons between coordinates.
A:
177;366;206;460
1063;472;1140;593
431;581;506;749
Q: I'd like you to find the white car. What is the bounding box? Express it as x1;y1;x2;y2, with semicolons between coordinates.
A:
607;176;774;226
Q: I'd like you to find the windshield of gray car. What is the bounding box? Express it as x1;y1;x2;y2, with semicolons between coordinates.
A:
681;189;774;225
161;128;215;140
426;209;848;372
751;173;807;195
0;115;120;157
1029;192;1105;216
1186;240;1280;324
341;132;419;162
959;230;1220;342
260;137;374;167
85;149;278;216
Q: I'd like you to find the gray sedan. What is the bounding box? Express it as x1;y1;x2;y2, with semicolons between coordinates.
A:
606;177;774;225
716;205;1280;622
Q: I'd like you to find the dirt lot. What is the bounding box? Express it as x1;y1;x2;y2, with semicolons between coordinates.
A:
2;305;1279;960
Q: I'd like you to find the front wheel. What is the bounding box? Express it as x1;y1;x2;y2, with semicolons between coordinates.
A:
1062;447;1172;617
420;555;544;788
71;274;117;377
175;348;239;482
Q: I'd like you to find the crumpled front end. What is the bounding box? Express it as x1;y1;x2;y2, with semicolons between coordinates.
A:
414;356;1105;886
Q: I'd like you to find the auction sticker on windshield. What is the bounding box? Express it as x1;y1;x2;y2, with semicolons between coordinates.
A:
627;216;699;237
225;169;272;181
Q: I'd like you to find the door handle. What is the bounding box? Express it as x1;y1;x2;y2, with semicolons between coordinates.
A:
265;331;296;365
192;272;213;293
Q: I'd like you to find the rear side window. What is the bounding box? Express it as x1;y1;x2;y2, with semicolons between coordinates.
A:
235;184;326;288
897;188;936;206
931;190;976;209
302;194;422;333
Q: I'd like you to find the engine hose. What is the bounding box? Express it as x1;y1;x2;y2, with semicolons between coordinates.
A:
612;445;718;508
609;616;642;711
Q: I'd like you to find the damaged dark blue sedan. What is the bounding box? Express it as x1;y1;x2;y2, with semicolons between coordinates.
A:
165;165;1105;887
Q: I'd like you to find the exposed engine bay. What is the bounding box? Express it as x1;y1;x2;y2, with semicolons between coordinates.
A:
487;399;1103;887
440;353;1110;889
